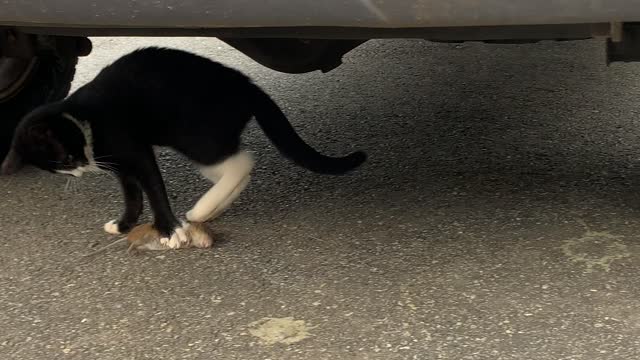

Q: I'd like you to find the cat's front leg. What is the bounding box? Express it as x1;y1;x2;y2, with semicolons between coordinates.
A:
104;174;144;235
152;215;189;249
132;147;189;249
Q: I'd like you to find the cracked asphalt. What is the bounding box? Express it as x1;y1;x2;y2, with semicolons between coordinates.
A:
1;37;640;359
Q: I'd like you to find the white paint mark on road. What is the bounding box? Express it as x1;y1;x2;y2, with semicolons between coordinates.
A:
248;317;313;345
561;229;631;272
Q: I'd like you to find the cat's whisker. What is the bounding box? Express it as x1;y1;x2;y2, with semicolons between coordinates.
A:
107;173;119;183
65;177;76;194
95;162;114;169
94;161;117;171
98;166;117;175
94;160;118;167
98;166;120;176
88;166;103;174
96;164;118;171
95;166;119;182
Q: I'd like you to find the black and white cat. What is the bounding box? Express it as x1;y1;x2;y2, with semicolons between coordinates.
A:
1;47;366;248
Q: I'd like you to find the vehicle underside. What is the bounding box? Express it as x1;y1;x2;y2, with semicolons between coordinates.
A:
3;23;640;75
2;0;640;158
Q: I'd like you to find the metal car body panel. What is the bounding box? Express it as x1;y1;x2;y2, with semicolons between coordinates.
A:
1;1;639;30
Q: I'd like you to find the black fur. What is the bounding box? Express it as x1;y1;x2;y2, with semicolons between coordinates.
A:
2;47;366;237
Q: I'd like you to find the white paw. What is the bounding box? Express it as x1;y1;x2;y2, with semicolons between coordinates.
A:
159;224;189;249
103;220;121;235
159;237;171;247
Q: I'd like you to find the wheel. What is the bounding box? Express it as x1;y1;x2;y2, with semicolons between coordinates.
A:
0;52;77;160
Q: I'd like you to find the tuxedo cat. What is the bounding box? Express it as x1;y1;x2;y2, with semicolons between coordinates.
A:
1;47;366;248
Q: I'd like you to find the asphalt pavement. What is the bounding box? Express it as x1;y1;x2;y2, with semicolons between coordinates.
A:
2;37;640;359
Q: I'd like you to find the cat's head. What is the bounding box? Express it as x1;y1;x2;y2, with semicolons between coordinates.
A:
1;103;93;177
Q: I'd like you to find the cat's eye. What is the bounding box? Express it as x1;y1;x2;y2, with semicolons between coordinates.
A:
65;155;74;163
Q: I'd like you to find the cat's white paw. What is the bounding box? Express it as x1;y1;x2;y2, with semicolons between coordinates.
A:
159;224;189;249
103;220;121;235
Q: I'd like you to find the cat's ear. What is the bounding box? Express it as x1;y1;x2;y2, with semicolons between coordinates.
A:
1;148;22;175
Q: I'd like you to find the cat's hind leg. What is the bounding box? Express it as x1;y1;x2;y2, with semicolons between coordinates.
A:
186;151;253;223
206;175;250;220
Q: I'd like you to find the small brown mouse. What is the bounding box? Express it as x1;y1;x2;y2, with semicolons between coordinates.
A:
127;222;213;253
83;222;213;257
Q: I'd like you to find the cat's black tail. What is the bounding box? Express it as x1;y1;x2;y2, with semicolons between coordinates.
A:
247;83;366;175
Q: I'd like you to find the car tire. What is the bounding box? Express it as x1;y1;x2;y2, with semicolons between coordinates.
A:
0;52;77;160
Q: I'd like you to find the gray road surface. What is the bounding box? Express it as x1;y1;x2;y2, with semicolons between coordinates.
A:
2;38;640;359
